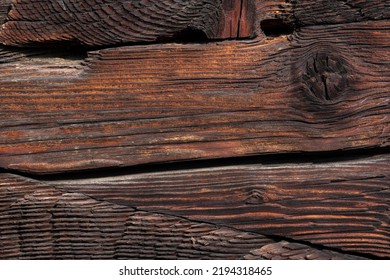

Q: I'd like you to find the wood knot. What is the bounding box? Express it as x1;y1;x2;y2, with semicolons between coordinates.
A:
245;189;269;204
302;53;348;102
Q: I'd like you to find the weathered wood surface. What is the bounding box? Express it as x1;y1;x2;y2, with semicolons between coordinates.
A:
244;241;366;260
45;155;389;258
256;0;390;30
0;20;389;173
0;0;255;47
0;172;365;260
0;0;389;260
1;0;389;46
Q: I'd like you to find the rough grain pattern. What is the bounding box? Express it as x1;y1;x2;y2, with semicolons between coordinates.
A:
244;241;367;260
0;0;255;47
0;173;269;259
255;0;390;32
290;0;390;26
0;21;389;174
0;173;365;260
0;0;10;24
1;1;389;45
51;155;390;258
0;0;388;261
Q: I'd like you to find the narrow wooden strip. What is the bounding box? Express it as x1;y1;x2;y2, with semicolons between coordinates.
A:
0;21;389;173
0;0;255;47
50;155;390;258
256;0;390;32
1;1;389;46
0;173;365;259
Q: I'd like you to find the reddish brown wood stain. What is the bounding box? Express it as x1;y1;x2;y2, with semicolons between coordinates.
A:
0;0;389;260
217;0;256;38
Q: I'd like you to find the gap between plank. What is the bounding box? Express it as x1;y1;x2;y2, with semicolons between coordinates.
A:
1;146;388;180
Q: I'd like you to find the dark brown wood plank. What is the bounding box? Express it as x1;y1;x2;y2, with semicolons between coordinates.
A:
244;241;366;260
0;0;255;47
256;0;390;33
291;0;390;26
50;155;390;258
0;173;270;259
1;1;389;46
0;20;389;174
0;173;364;260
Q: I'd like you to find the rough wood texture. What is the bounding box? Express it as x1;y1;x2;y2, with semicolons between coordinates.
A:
0;21;389;174
46;155;390;258
0;0;389;260
0;173;364;260
0;0;255;47
288;0;390;26
256;0;390;30
1;1;389;46
0;0;10;24
244;241;366;260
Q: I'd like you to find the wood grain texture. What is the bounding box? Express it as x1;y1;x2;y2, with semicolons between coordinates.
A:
1;1;389;46
0;0;10;24
50;155;390;258
0;0;388;261
290;0;390;26
0;173;365;260
0;20;389;174
256;0;390;30
244;241;366;260
0;0;255;47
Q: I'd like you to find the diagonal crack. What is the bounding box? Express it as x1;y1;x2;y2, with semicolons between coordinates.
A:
237;0;244;38
124;206;379;260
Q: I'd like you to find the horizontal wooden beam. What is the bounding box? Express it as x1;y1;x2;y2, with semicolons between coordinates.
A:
1;1;389;46
50;155;390;258
0;172;365;259
0;20;389;173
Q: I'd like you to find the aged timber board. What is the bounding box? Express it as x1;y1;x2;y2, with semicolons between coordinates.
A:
0;0;389;260
0;1;388;173
0;155;388;258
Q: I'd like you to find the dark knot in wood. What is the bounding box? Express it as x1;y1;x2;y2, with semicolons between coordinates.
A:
302;53;348;102
245;189;270;204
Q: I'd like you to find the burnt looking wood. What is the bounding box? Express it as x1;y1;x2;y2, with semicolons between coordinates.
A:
0;0;389;259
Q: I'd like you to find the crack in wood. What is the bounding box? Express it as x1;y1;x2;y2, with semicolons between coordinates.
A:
0;172;379;259
0;1;389;260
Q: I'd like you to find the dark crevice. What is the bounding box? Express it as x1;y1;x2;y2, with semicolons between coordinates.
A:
1;146;389;180
237;0;244;38
0;27;245;64
157;27;208;43
260;19;295;37
0;44;89;64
